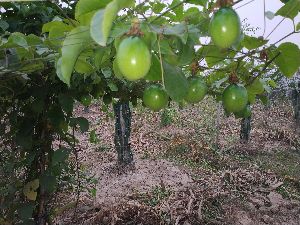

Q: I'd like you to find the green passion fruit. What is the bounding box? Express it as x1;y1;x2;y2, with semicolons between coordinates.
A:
116;37;151;81
209;7;241;49
222;84;248;113
143;84;168;111
185;77;208;104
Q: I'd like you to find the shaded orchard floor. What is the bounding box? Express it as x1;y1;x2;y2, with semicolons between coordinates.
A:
55;97;300;225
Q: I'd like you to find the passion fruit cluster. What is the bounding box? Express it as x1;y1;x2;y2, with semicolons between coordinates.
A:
112;3;250;115
209;5;251;118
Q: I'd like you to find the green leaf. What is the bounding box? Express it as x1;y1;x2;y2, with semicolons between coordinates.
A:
108;81;118;91
163;61;188;101
206;71;227;87
296;22;300;31
74;57;94;74
94;47;111;69
43;21;72;48
275;0;300;20
258;94;269;105
52;147;70;165
26;34;43;46
40;175;57;193
151;23;189;44
145;54;162;81
23;179;39;201
20;61;44;73
186;0;207;7
0;20;9;31
247;92;256;104
42;21;71;33
60;26;91;86
101;67;112;78
75;0;111;21
241;35;268;50
265;11;275;20
246;79;266;104
169;0;184;21
246;78;265;95
31;98;45;113
273;42;300;78
115;0;134;8
58;93;74;113
178;38;195;66
150;1;166;14
18;203;34;220
90;2;119;46
16;134;32;149
198;45;228;67
89;129;100;144
2;32;28;49
71;117;89;132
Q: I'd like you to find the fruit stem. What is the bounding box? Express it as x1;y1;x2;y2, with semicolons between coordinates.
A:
157;35;165;89
229;72;239;84
127;18;143;37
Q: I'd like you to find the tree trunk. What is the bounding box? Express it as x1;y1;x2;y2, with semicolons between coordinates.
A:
292;82;300;126
113;100;133;165
240;116;251;142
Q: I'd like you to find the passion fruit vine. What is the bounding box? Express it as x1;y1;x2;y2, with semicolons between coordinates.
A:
209;7;241;49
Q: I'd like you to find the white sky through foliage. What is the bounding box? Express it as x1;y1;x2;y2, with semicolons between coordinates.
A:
235;0;300;46
59;0;300;46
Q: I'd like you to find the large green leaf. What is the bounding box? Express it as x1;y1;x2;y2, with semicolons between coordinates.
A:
241;35;268;50
18;203;34;220
52;147;71;165
90;2;118;46
163;61;188;101
116;0;135;8
246;78;265;95
60;26;91;86
296;22;300;31
275;0;300;20
40;175;57;193
90;0;134;46
198;45;228;67
273;42;300;78
1;32;28;49
0;20;9;31
58;93;74;113
75;0;111;21
42;21;71;33
74;57;94;74
145;54;162;81
178;38;195;66
151;23;189;44
70;117;89;132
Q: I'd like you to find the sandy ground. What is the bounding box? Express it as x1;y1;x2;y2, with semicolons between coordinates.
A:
54;97;300;225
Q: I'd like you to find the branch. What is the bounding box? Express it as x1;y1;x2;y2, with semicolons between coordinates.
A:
273;31;299;46
248;51;281;83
